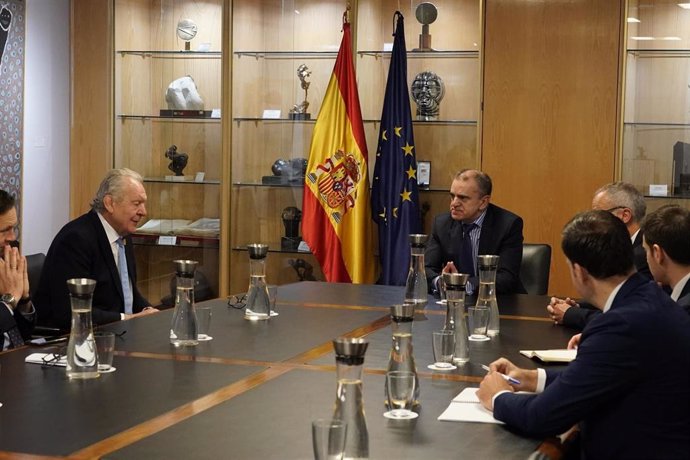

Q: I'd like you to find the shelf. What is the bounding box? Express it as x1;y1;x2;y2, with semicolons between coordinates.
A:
234;50;338;59
132;233;220;249
233;117;477;126
144;177;220;185
117;50;221;58
627;49;690;58
118;115;221;122
624;122;690;128
233;181;303;188
358;49;479;59
232;245;312;255
643;194;690;200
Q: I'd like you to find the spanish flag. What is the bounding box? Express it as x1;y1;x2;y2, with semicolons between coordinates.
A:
302;19;376;284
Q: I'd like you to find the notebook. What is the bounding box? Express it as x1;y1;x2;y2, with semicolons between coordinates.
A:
519;349;577;363
437;387;503;424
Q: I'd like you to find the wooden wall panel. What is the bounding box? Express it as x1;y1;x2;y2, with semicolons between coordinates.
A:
70;0;113;217
482;0;624;296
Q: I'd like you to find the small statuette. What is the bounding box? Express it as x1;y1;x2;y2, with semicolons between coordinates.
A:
165;145;188;176
176;18;198;51
413;2;438;51
289;64;312;120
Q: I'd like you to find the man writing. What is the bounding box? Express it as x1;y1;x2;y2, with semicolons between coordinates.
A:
425;169;525;295
641;204;690;313
478;210;690;458
547;182;651;328
0;190;34;349
35;169;158;330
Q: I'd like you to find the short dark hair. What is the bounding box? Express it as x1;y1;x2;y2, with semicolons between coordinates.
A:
455;169;492;196
641;205;690;265
561;210;634;279
0;190;16;215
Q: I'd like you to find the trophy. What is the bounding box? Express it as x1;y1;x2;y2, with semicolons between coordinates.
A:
176;18;198;51
165;145;189;177
289;64;312;120
281;206;302;251
413;2;438;51
411;71;445;120
262;158;308;185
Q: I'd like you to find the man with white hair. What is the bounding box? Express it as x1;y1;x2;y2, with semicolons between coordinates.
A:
35;169;158;331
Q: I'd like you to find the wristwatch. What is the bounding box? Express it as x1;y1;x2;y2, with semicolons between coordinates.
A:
1;293;17;309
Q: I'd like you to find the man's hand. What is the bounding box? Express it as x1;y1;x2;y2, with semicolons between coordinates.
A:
441;261;457;274
488;357;539;392
546;297;578;325
567;333;582;350
477;372;512;411
0;245;26;306
124;306;160;320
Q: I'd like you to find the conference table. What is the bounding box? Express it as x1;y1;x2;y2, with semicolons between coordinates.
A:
0;282;578;459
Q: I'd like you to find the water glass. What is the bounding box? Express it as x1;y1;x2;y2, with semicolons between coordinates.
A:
311;419;347;460
432;330;455;368
468;306;491;341
196;306;213;340
94;332;115;372
267;285;278;314
385;371;416;418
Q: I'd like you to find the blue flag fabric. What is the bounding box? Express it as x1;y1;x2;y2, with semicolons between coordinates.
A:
371;12;421;286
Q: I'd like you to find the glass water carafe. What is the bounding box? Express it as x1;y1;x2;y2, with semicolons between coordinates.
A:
404;234;429;308
386;303;420;407
442;272;470;364
66;278;99;379
170;259;199;347
333;337;369;460
477;255;500;336
245;243;271;320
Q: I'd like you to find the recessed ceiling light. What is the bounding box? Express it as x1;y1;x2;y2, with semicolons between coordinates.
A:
627;17;641;23
661;36;682;40
678;3;690;9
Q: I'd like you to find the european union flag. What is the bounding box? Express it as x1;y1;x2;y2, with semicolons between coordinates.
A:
371;12;421;286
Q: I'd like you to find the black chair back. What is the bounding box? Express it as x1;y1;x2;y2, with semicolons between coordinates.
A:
26;253;46;298
520;244;551;295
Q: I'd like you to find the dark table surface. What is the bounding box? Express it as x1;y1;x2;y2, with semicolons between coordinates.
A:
0;281;573;459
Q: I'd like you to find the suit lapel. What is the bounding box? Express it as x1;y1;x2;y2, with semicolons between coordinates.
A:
448;218;461;267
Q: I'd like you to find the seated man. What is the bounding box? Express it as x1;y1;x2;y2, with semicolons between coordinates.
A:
0;190;34;349
35;169;158;330
641;204;690;313
478;210;690;459
547;181;651;329
425;169;525;295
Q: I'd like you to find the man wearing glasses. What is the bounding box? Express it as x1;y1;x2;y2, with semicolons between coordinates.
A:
425;169;526;296
0;190;34;350
548;182;652;329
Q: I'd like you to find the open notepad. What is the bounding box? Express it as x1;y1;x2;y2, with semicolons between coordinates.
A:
519;349;577;363
437;388;503;424
25;352;67;367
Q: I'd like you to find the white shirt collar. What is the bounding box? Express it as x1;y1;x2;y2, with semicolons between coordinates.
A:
671;272;690;301
630;229;640;245
602;279;626;313
97;212;121;245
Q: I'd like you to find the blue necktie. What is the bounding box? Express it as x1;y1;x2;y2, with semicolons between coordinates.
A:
458;223;476;277
116;237;133;314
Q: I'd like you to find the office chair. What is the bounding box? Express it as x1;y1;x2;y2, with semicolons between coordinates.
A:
26;252;46;297
520;244;552;295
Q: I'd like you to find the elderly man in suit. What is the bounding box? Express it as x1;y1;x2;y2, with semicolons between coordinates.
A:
641;204;690;313
35;169;158;330
547;182;652;328
425;169;525;295
477;210;690;459
0;190;34;349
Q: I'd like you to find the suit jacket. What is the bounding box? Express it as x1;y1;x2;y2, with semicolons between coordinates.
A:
561;230;652;329
493;274;690;459
676;278;690;314
425;203;526;294
34;210;149;330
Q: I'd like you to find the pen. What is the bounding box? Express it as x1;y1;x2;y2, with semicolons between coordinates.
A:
481;364;521;385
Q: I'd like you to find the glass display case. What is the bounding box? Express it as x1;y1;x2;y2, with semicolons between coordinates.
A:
114;0;223;304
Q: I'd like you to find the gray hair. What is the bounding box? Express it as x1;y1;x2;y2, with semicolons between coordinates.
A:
594;182;646;223
455;169;493;197
90;168;144;213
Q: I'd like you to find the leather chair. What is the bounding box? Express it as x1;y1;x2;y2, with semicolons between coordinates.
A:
520;244;552;295
26;253;46;297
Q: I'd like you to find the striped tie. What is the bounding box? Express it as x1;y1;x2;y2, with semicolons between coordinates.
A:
116;237;133;314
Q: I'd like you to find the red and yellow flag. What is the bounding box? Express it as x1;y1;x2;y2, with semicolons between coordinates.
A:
302;20;375;284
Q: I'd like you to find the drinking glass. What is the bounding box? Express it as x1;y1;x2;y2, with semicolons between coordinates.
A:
432;330;455;368
384;371;417;419
468;306;491;341
196;306;213;341
268;285;278;316
94;332;115;372
311;419;347;460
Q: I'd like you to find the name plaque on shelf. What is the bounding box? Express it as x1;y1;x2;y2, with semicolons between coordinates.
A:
649;184;668;196
159;109;212;118
158;236;177;246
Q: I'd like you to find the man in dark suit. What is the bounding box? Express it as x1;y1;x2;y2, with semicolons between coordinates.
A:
641;204;690;314
425;169;525;295
548;182;651;329
0;190;34;349
35;169;158;331
477;210;690;459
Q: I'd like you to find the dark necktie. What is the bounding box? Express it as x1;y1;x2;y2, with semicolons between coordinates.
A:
7;324;24;348
458;223;476;277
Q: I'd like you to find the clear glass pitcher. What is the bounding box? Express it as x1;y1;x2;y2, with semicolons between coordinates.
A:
442;272;470;364
404;234;429;309
245;243;271;320
332;337;369;460
170;259;199;347
386;303;420;408
477;255;500;336
66;278;99;379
